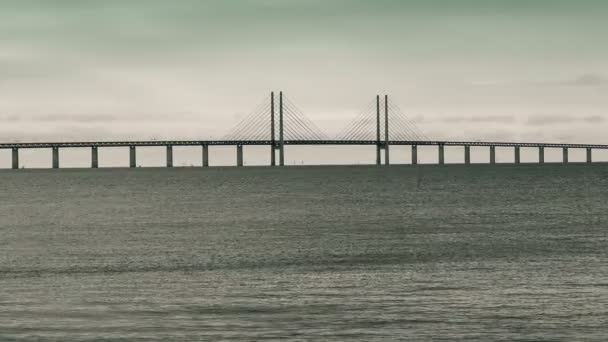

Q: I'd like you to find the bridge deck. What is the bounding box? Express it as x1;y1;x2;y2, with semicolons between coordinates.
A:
1;140;608;149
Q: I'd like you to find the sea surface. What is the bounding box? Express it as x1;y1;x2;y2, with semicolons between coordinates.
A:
1;165;607;341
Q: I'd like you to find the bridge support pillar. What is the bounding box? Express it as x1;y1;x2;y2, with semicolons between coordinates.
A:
52;147;59;169
91;147;98;168
237;145;243;167
12;148;19;169
272;146;280;166
376;146;385;165
438;144;445;165
464;145;471;165
539;147;544;164
129;146;136;168
514;146;520;164
202;145;209;167
166;145;173;167
490;146;496;164
563;147;568;164
411;145;418;165
587;148;592;163
270;146;276;166
385;146;390;165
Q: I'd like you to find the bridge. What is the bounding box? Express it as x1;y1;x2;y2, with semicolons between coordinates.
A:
2;92;606;168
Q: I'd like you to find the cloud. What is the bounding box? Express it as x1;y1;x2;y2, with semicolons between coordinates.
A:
470;73;608;88
0;112;205;123
418;115;515;124
443;115;515;124
563;73;608;87
539;73;608;87
439;129;515;142
526;114;605;126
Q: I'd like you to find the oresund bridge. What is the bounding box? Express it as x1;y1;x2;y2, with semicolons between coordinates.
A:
2;92;606;169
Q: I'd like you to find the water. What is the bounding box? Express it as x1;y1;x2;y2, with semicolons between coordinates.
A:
1;165;607;341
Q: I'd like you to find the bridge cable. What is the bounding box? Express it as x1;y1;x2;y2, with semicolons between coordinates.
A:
223;97;271;140
338;101;378;141
335;100;377;141
282;97;329;140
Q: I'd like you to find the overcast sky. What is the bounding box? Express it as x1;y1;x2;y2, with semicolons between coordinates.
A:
1;0;607;148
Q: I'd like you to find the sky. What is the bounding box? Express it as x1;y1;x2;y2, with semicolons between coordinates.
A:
1;0;607;166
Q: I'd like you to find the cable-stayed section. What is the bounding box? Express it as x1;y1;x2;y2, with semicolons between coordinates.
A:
223;96;272;141
223;92;329;143
387;101;429;141
282;96;329;141
223;93;428;143
335;96;429;142
335;100;378;141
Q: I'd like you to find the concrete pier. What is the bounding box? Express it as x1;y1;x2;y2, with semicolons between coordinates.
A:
464;145;471;165
12;148;18;169
563;147;568;164
539;147;545;164
490;146;496;164
237;145;243;166
272;147;278;167
514;146;520;164
438;144;445;165
52;147;59;169
411;145;418;165
202;145;209;167
166;145;173;167
91;147;98;168
384;146;390;165
587;147;592;163
270;146;276;166
129;146;136;168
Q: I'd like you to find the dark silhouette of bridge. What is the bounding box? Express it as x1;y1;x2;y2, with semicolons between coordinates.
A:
1;92;605;169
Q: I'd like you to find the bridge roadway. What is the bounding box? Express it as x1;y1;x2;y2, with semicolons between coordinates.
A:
1;139;605;169
2;140;608;149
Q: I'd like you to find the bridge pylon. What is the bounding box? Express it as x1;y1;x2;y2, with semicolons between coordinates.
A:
270;92;276;166
376;95;381;165
375;94;390;165
269;91;285;166
279;91;284;166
